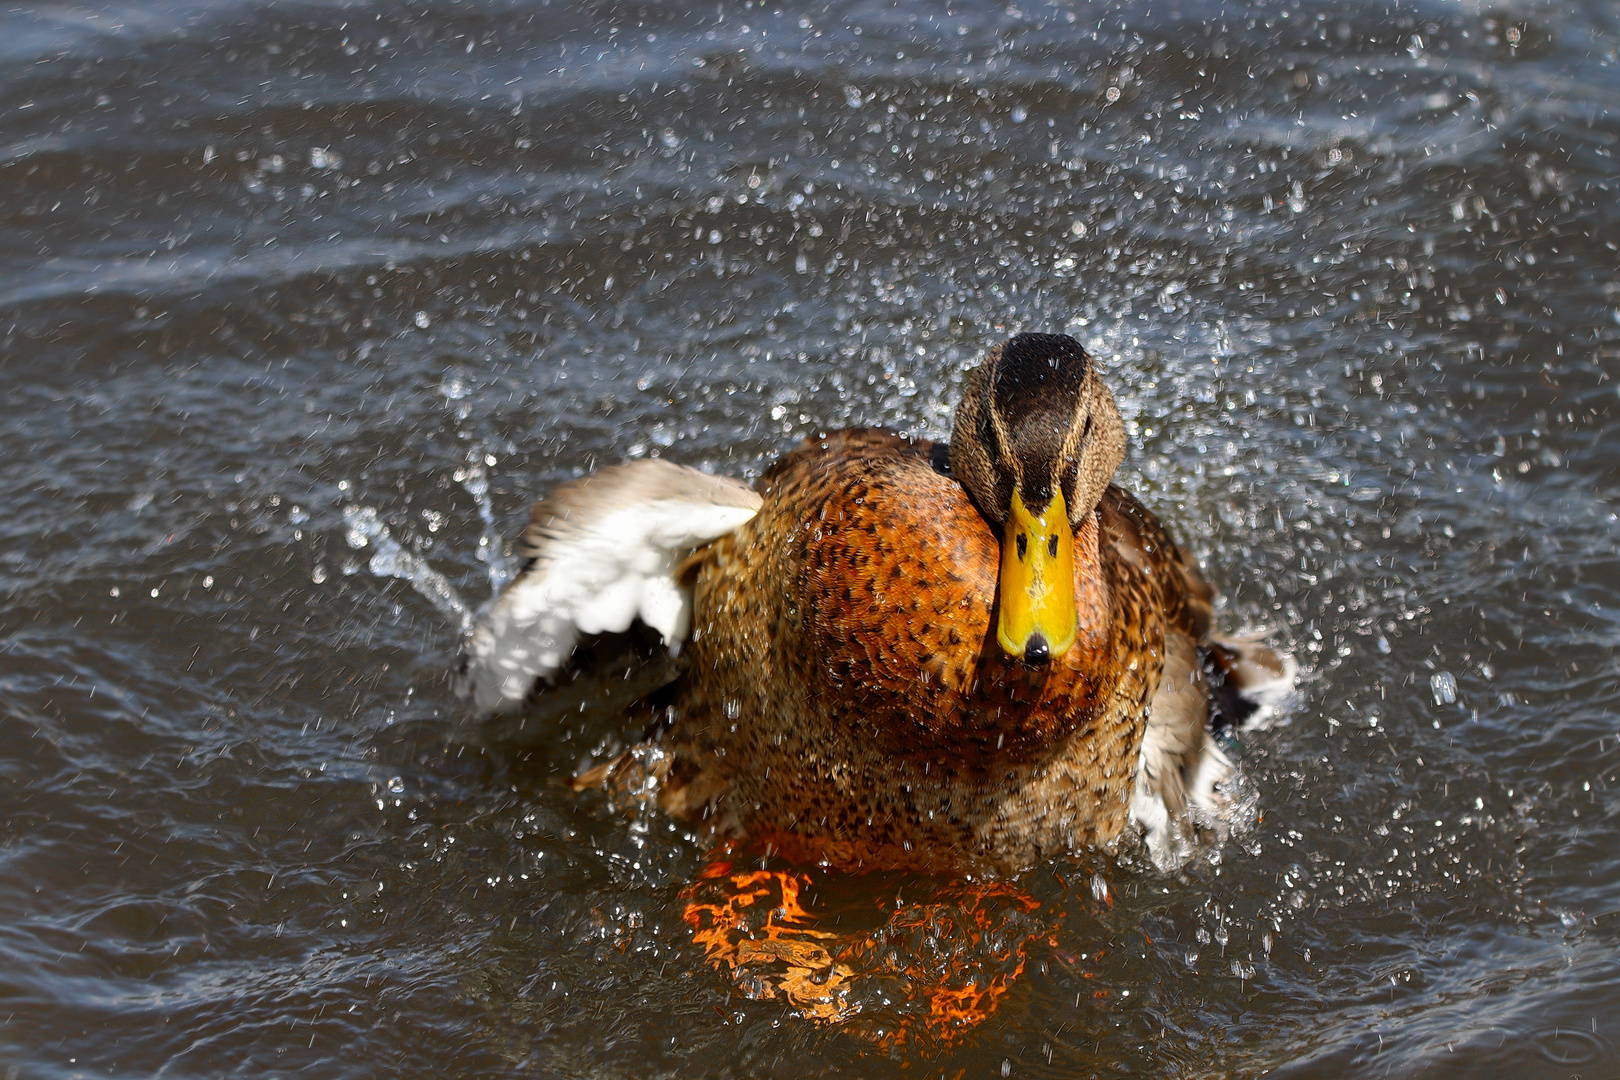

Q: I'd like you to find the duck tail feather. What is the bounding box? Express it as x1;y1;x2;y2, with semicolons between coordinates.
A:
454;459;761;715
1205;631;1297;731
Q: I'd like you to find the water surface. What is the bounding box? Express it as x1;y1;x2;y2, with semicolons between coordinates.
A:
3;0;1619;1076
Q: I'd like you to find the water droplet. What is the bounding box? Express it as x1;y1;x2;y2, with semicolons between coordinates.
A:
311;565;328;584
1430;671;1457;706
387;776;405;795
414;311;431;329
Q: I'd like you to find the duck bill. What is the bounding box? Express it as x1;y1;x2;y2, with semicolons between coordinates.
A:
995;488;1078;663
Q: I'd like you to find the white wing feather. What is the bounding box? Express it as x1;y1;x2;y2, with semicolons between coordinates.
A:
457;459;761;714
1129;630;1294;868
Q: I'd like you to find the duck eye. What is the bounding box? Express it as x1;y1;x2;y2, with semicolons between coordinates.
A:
1015;533;1028;560
1048;534;1060;557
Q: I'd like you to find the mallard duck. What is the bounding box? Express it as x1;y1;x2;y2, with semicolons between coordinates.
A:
457;333;1292;873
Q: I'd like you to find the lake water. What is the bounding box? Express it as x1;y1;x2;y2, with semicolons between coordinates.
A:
3;1;1618;1076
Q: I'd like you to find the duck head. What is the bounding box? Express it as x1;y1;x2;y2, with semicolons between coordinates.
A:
950;333;1126;665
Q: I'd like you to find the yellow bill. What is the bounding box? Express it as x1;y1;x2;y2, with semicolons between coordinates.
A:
996;487;1077;663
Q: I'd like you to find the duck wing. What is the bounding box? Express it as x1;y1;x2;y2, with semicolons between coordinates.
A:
1101;487;1296;866
1131;625;1297;866
1131;628;1233;866
454;459;762;715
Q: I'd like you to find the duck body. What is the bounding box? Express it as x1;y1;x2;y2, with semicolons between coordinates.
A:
459;334;1291;874
663;429;1204;872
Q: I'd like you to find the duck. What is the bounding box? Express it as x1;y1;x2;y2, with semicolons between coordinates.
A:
456;332;1292;874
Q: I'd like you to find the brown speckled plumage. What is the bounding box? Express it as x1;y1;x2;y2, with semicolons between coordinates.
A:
658;426;1214;874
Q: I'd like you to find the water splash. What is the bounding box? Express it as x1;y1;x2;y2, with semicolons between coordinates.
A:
456;450;515;597
342;504;472;633
438;366;516;599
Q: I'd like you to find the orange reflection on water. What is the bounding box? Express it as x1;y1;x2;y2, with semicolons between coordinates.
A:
682;861;859;1022
680;856;1060;1053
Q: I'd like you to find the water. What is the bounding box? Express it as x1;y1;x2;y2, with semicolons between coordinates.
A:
3;0;1618;1075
